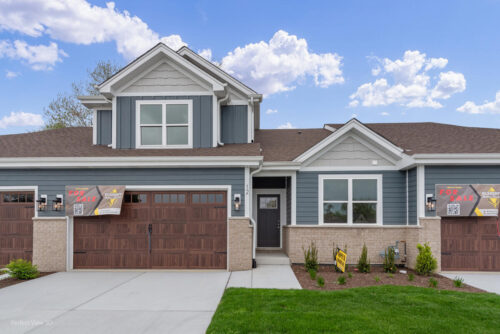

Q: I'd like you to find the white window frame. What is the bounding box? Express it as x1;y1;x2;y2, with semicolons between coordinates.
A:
135;100;193;149
318;174;383;225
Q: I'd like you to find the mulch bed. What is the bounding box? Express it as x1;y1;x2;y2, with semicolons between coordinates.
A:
0;272;54;290
292;264;484;293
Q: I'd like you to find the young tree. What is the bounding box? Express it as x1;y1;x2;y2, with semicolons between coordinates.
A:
43;60;121;129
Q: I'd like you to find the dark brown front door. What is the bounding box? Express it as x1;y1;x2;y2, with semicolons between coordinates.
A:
257;195;280;247
441;217;500;271
0;191;34;266
74;191;227;269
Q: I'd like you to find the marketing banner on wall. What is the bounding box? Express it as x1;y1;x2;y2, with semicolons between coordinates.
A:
436;184;500;217
65;185;126;216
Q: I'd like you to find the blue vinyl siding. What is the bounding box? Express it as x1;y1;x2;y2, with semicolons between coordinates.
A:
297;171;407;225
407;168;417;224
221;105;248;144
96;110;112;145
0;168;244;217
425;165;500;217
117;96;213;149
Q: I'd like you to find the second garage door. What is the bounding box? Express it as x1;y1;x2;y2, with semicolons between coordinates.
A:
441;217;500;271
74;191;227;269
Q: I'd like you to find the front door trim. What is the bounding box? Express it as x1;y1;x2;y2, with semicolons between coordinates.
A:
253;188;286;249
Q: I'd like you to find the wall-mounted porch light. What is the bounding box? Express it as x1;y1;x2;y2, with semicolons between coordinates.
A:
52;194;64;211
426;194;436;212
37;194;47;212
233;194;241;211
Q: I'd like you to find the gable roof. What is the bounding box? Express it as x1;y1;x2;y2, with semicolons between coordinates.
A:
326;122;500;155
97;43;226;96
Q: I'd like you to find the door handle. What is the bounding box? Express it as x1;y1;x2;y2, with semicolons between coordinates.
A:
148;224;152;254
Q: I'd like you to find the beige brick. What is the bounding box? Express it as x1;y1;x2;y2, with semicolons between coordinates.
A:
32;217;67;272
283;217;441;271
228;218;253;271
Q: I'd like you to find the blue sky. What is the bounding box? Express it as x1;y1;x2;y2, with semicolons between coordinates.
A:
1;0;500;134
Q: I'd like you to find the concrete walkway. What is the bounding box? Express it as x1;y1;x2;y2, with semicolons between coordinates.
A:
0;271;229;334
441;272;500;294
227;265;302;289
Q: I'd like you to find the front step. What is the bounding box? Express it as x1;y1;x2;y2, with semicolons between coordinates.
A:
255;251;291;265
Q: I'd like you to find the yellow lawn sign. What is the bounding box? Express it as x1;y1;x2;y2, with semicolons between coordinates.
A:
335;249;347;273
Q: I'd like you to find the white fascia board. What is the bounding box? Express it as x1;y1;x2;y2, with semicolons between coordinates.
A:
399;153;500;169
295;119;404;163
99;44;226;95
261;162;301;171
77;95;112;109
0;156;263;169
177;47;260;98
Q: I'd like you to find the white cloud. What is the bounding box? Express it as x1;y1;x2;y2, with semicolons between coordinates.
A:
0;40;66;70
5;70;19;78
278;122;295;129
0;111;44;128
220;30;344;96
198;48;212;61
380;111;390;116
350;50;466;109
266;109;278;114
0;0;187;60
457;91;500;114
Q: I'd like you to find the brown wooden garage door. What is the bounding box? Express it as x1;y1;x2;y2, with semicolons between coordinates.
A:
74;191;227;269
441;217;500;271
0;191;34;266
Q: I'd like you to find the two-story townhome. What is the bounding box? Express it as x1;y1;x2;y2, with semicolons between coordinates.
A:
0;43;499;273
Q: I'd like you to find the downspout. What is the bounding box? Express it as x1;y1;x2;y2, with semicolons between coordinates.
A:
249;162;263;266
217;89;230;146
248;96;255;143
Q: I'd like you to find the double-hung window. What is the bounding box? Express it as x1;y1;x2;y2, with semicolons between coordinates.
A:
319;175;382;225
136;100;192;148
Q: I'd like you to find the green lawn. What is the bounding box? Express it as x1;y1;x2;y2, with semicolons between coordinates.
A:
207;286;500;334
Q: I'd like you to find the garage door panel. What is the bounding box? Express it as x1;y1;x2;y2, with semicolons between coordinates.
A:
442;217;500;271
74;191;227;269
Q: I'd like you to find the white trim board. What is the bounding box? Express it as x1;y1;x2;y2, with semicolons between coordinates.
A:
318;174;383;226
253;188;286;249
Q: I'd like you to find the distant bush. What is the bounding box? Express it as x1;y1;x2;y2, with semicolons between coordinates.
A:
337;276;346;285
303;242;319;272
408;273;415;282
383;247;397;273
317;276;325;287
357;244;370;273
416;243;437;276
453;277;464;288
308;269;317;280
374;276;380;283
428;277;438;288
6;259;39;280
347;272;353;279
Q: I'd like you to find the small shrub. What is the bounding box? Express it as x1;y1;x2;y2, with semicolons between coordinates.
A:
317;276;325;287
303;241;319;272
453;277;464;288
357;243;371;273
415;243;437;276
6;259;39;280
383;247;397;273
387;273;394;279
347;272;353;279
408;273;415;282
374;276;380;283
337;275;346;285
428;277;438;288
308;269;317;280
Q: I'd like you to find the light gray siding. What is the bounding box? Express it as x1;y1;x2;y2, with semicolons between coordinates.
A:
117;96;213;149
407;168;417;224
425;165;500;217
221;105;248;144
0;168;245;217
297;171;407;225
96;110;112;146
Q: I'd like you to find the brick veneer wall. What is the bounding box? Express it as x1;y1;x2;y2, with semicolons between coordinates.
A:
228;217;253;271
32;217;67;272
283;217;441;271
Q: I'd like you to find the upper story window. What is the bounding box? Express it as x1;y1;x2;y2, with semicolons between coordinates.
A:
136;100;193;148
319;174;382;225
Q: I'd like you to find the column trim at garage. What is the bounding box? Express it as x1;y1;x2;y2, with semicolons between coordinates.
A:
68;185;233;271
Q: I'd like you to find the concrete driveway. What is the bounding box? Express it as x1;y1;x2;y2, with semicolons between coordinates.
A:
441;272;500;294
0;271;230;334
